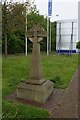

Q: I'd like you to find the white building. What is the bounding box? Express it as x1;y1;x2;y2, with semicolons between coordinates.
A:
56;19;78;54
78;1;80;41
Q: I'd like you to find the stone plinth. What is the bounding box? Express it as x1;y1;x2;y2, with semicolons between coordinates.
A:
17;80;53;103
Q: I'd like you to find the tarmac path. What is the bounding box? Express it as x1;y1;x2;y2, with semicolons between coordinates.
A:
50;67;79;118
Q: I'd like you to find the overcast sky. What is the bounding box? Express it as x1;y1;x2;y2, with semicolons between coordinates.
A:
1;0;80;22
34;0;80;22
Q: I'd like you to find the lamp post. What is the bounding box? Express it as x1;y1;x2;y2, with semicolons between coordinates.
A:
25;0;35;56
55;14;59;54
25;1;28;56
56;14;59;17
47;0;52;55
50;17;51;53
47;16;49;55
25;0;31;56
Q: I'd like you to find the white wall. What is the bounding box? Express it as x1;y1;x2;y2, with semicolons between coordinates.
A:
56;19;78;53
78;1;80;40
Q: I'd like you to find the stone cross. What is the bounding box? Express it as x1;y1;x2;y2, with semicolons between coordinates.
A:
17;24;53;103
26;24;47;85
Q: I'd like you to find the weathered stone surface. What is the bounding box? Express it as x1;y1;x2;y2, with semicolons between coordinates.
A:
17;24;53;103
27;24;46;84
17;80;53;103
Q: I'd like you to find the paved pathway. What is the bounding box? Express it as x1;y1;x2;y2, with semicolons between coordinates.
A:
50;67;79;118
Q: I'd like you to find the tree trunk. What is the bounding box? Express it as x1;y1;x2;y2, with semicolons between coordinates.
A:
4;1;7;56
5;31;7;56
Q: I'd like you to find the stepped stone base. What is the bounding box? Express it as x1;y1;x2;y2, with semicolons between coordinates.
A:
17;80;53;103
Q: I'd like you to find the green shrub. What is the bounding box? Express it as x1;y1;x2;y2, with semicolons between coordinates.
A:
76;41;80;49
50;75;64;88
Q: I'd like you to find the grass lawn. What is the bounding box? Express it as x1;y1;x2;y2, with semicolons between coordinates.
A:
2;54;79;119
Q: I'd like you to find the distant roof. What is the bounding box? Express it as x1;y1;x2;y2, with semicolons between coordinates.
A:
56;19;77;23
